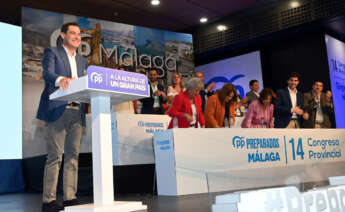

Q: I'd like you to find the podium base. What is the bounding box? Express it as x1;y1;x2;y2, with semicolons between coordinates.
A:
63;201;147;212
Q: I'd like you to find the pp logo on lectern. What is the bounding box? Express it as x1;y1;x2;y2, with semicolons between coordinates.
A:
90;72;103;84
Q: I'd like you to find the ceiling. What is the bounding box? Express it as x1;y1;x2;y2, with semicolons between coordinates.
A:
1;0;345;44
1;0;263;32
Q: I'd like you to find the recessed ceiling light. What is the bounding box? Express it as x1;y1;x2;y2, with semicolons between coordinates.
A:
200;17;208;23
290;1;300;8
217;25;227;31
151;0;160;6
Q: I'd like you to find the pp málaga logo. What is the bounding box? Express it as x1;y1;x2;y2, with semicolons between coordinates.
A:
90;72;103;84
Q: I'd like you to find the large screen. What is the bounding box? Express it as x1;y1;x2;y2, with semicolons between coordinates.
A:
195;51;263;98
21;7;194;159
325;35;345;128
0;22;22;159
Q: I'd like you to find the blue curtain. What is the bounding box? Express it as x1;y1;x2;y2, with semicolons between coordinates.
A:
0;159;25;193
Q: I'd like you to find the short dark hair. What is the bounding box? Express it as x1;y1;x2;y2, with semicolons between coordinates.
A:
288;72;301;80
249;80;258;87
61;22;80;33
149;69;158;74
313;80;323;85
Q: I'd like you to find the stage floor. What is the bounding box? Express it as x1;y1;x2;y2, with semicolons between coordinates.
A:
0;192;211;212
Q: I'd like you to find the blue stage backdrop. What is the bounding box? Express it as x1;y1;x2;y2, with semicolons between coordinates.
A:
195;51;264;98
325;35;345;128
21;7;194;159
0;21;25;193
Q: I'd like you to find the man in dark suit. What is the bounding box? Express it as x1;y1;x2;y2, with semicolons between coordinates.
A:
303;81;333;128
195;72;215;112
274;72;304;128
140;69;167;114
36;22;88;212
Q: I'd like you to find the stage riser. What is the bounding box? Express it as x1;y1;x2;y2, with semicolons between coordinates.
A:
22;153;156;195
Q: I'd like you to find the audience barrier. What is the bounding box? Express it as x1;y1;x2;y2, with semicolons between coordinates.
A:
153;128;345;196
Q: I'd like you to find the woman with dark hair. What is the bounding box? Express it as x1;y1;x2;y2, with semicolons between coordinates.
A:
241;88;277;128
204;83;237;128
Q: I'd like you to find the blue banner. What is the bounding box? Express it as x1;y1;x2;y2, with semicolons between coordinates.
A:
195;51;263;98
87;66;149;96
325;35;345;128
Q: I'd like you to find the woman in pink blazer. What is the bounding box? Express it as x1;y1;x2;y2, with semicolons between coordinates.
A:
241;88;277;128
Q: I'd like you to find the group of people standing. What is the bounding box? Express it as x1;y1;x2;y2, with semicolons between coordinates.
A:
139;70;237;129
242;72;334;129
273;72;334;129
37;22;335;212
141;69;334;130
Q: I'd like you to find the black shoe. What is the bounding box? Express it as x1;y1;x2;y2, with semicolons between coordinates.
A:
42;201;63;212
63;199;80;207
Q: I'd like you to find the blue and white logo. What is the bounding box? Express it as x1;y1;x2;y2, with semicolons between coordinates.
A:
195;51;264;99
207;74;245;97
232;136;245;148
90;72;103;84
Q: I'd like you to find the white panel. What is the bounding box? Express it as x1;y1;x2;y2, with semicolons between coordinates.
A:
154;128;345;195
153;130;178;196
113;113;170;165
0;22;22;159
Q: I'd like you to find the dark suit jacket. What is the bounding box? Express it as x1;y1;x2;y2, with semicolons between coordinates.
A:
36;45;88;122
199;85;215;112
303;91;333;128
245;90;259;105
140;82;167;114
274;87;304;128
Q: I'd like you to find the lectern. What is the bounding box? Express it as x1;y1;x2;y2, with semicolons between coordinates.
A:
50;65;149;212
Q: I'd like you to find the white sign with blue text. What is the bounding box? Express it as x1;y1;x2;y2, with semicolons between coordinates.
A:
112;113;170;165
153;128;345;196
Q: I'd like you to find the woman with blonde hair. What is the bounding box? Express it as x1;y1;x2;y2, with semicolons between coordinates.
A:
205;83;237;128
167;73;185;103
163;73;185;113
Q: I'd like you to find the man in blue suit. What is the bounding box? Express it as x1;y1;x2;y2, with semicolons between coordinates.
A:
36;22;88;212
274;72;304;128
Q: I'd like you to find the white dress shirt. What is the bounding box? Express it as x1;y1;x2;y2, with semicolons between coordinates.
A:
288;87;298;119
55;45;78;87
151;83;160;108
190;104;197;126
